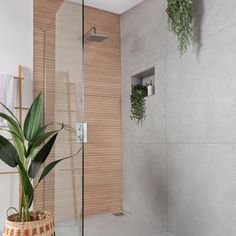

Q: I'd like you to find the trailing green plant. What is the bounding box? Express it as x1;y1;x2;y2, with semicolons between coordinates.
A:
167;0;194;55
130;84;147;125
0;94;80;222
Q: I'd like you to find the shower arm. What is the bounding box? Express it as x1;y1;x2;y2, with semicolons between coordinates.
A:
85;26;96;38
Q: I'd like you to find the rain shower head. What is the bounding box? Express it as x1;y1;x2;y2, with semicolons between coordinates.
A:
85;27;109;42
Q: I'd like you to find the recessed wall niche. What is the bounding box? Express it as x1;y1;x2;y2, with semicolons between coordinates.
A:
131;67;155;97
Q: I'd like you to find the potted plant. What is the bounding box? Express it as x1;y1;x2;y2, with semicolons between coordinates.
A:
166;0;194;55
130;84;147;125
0;94;79;236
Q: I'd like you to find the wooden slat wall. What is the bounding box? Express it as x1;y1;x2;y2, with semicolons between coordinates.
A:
34;2;122;216
53;2;84;222
34;1;83;221
84;6;122;215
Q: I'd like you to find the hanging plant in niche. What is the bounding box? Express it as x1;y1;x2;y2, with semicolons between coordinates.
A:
130;84;147;125
167;0;194;55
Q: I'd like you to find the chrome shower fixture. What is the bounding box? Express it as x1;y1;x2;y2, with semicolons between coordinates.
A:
85;26;109;42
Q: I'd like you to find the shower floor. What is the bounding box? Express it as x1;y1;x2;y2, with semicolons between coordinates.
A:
84;213;175;236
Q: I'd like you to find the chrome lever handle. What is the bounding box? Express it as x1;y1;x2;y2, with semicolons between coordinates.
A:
76;123;87;143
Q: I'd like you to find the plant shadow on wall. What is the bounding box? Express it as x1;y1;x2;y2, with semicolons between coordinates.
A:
0;94;81;235
192;0;204;56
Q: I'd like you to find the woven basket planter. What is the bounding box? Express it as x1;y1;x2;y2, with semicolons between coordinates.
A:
2;211;55;236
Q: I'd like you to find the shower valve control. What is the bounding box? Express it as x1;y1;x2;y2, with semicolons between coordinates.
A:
76;123;87;143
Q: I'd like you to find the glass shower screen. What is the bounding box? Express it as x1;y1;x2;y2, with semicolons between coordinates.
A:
34;0;84;235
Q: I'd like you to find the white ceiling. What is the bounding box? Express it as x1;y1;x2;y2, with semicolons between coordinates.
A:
84;0;144;14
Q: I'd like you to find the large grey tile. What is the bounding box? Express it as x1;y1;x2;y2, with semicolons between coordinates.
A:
165;51;209;143
121;0;167;74
55;224;80;236
167;144;236;236
166;26;236;144
123;144;167;229
85;213;162;236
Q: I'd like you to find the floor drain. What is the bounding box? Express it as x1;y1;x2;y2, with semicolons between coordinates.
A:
112;212;125;217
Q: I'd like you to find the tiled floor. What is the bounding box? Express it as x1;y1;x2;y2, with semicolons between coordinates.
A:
85;213;175;236
0;214;175;236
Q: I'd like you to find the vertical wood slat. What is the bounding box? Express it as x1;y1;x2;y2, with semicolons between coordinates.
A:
84;6;122;215
17;65;23;124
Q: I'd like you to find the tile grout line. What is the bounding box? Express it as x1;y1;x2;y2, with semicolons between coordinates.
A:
163;48;169;233
123;142;236;145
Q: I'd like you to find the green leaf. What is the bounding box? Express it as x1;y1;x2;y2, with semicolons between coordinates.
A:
0;135;19;167
0;126;25;159
38;147;82;183
167;0;194;55
18;162;33;199
38;159;64;183
0;127;22;141
30;123;51;141
8;122;26;158
27;187;34;208
28;133;58;178
24;94;42;141
10;135;25;159
27;123;64;158
0;112;25;158
27;131;58;158
0;113;23;139
0;101;20;125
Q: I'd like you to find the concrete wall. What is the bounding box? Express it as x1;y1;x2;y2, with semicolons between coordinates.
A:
0;0;33;230
121;0;168;229
121;0;236;235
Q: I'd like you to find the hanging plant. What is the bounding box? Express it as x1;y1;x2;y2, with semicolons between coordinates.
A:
130;84;147;125
167;0;194;55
